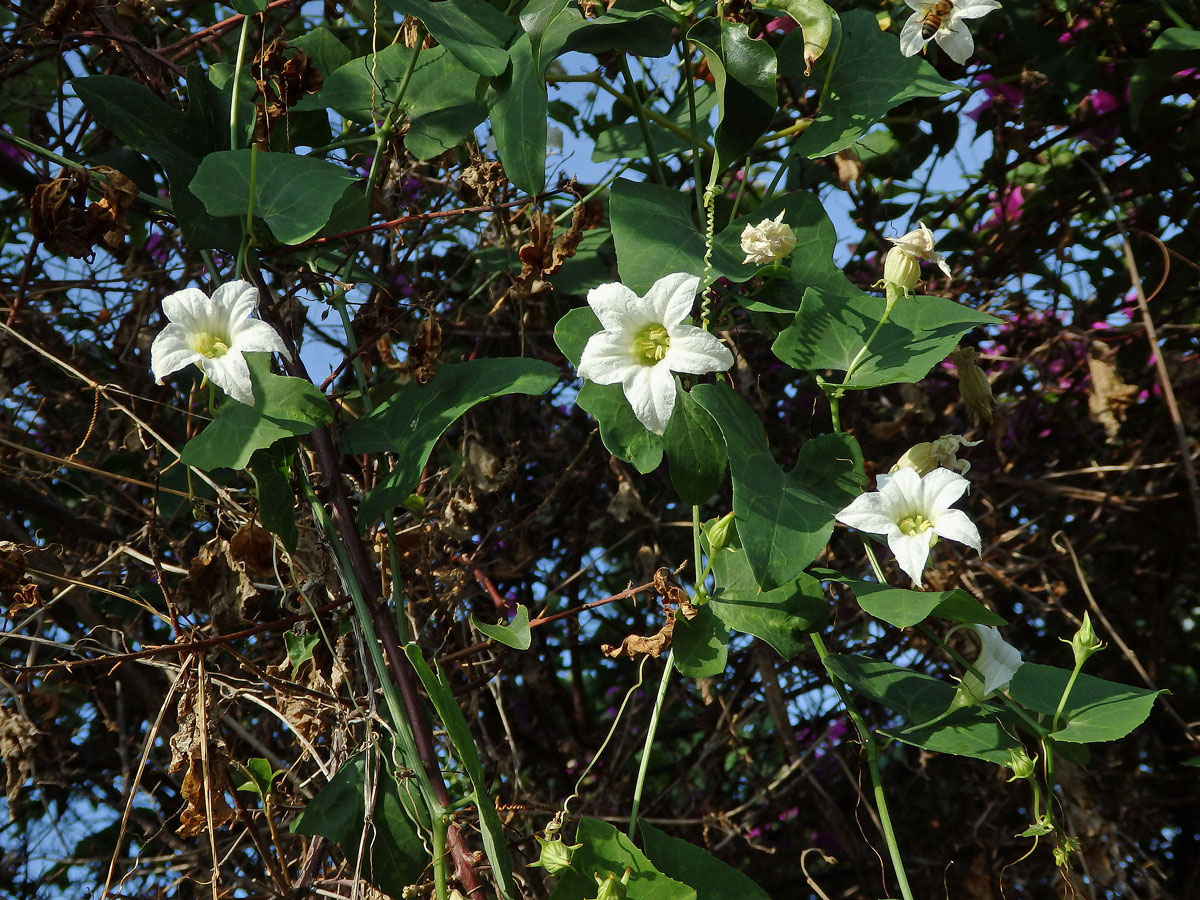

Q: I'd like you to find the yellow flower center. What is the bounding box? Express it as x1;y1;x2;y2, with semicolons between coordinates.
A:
634;324;670;364
898;514;934;537
191;332;231;359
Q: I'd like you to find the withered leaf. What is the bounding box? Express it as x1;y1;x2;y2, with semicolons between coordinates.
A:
30;166;138;259
176;538;259;632
602;610;675;661
1087;343;1138;443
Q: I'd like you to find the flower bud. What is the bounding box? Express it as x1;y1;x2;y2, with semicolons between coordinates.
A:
703;512;736;553
528;835;580;875
1053;834;1081;867
590;870;630;900
1004;747;1037;782
1065;612;1104;667
950;346;994;423
882;245;922;295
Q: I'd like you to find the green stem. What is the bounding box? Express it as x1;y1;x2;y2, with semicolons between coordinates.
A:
229;14;253;151
365;30;424;200
432;812;449;900
618;56;666;185
627;650;674;839
810;632;915;900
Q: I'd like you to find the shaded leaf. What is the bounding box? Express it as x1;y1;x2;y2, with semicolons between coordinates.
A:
640;822;769;900
472;605;532;651
1009;663;1165;743
662;389;727;506
548;818;696;900
672;604;729;678
383;0;517;76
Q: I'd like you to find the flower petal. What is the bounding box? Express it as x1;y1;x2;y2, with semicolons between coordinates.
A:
150;325;201;382
202;351;255;406
931;508;982;552
646;273;701;328
889;530;934;586
586;282;639;332
622;362;676;434
922;467;969;514
953;0;1002;21
663;327;734;375
212;280;259;323
935;16;975;64
232;317;290;358
899;14;927;57
161;287;217;332
579;331;638;385
836;493;899;536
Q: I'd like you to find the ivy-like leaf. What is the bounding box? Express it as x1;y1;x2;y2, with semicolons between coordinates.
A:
181;356;333;472
190;150;357;245
345;358;559;525
780;9;958;159
382;0;517;76
610;179;707;294
488;34;547;195
834;578;1006;629
290;753;428;894
248;445;298;553
1009;663;1165;744
548;818;696;900
640;822;770;900
662;389;727;506
673;604;729;678
472;605;533;651
772;287;999;388
688;18;778;169
692;383;855;591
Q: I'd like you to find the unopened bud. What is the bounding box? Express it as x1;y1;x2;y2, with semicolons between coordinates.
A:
1064;612;1104;667
590;870;630;900
891;441;936;476
1004;747;1037;781
704;512;735;553
950;346;994;423
528;835;580;875
1053;834;1081;867
882;245;921;294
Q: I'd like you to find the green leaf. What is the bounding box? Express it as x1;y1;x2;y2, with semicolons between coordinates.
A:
228;0;267;12
710;543;827;658
190;150;357;245
787;432;864;511
712;191;856;312
672;604;728;678
780;10;958;158
291;752;429;894
823;654;1021;763
772;288;999;388
554;304;601;367
592;84;716;164
181;356;333;472
488;33;547;194
1008;663;1165;744
662;390;727;506
284;629;319;674
1152;26;1200;52
472;605;532;651
345;358;559;525
836;579;1005;629
382;0;517;76
687;19;778;169
288;27;351;78
610;179;706;294
403;646;515;898
234;757;282;797
540;0;678;64
576;381;665;474
640;822;769;900
691;383;852;591
752;0;833;73
71;70;242;249
248;446;298;553
520;0;573;78
548;818;696;900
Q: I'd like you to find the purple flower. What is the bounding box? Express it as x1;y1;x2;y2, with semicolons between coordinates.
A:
1077;88;1124;146
981;185;1027;229
967;73;1023;123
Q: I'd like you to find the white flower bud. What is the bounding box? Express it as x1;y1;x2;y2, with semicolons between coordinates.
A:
740;211;797;266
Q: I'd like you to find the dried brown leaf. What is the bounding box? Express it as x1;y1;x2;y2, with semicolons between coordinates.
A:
1086;343;1138;443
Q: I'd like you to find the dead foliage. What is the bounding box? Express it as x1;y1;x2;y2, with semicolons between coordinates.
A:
29;166;138;259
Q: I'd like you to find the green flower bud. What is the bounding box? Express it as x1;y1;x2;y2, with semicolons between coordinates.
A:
950;346;994;423
1004;747;1037;782
589;870;630;900
1065;612;1104;667
704;512;735;553
527;835;581;876
1053;834;1080;867
882;245;922;295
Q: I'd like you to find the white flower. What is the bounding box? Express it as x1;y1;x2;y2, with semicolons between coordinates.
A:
150;280;290;406
740;211;797;266
899;0;1003;65
835;466;981;587
883;221;952;294
891;434;982;477
576;273;734;435
969;624;1023;696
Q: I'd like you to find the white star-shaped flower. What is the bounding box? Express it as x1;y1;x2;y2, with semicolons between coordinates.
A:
576;273;734;435
150;280;290;406
835;466;981;587
740;211;797;266
970;624;1023;695
899;0;1003;65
